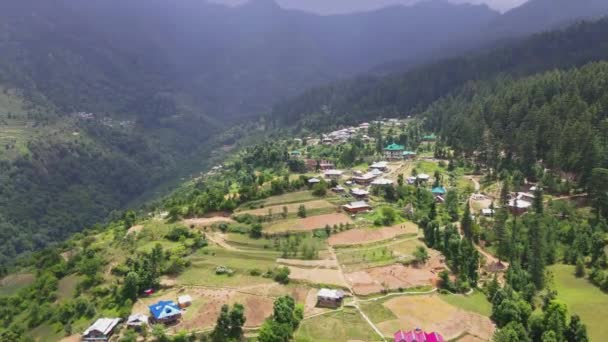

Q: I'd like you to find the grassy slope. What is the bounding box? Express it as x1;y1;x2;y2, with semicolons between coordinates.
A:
550;264;608;342
439;291;492;317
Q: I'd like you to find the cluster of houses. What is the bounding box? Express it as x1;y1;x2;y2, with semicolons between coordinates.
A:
82;295;193;341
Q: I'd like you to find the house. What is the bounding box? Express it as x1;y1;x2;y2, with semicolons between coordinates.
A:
322;137;334;145
481;208;495;217
149;300;182;324
508;198;532;215
423;134;437;141
435;195;445;203
359;122;370;129
316;288;345;308
406;176;417;185
370;168;384;177
403;151;417;159
384;143;405;160
351;188;370;199
371;178;394;187
319;161;335;170
143;288;155;296
307;138;320;146
516;192;536;202
178;295;192;308
308;178;321;185
369;161;388;171
353;172;377;185
343;201;372;214
290;150;302;158
126;314;148;330
416;174;430;182
82;318;121;341
394;328;444;342
324;169;344;180
332;185;346;193
431;186;447;198
294;138;303;144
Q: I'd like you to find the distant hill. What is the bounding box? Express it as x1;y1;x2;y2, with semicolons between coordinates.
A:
271;17;608;128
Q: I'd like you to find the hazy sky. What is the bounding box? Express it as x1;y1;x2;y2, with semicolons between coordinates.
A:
210;0;529;13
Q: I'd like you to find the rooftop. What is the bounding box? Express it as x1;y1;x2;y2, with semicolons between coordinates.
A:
83;318;121;337
149;301;181;320
384;143;405;151
344;201;371;209
317;288;345;299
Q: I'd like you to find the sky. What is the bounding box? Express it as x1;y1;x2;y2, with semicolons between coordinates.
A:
210;0;530;13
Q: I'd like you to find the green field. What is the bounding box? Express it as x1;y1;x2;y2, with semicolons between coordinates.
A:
439;290;492;316
336;236;421;272
0;273;35;296
295;308;382;342
261;191;320;206
57;274;82;301
550;264;608;342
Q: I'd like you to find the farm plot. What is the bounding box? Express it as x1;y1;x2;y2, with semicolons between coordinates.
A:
329;223;419;246
336;236;434;272
295;308;382;342
370;295;495;341
260;191;319;206
345;264;437;296
288;266;349;288
237;200;335;216
264;213;352;233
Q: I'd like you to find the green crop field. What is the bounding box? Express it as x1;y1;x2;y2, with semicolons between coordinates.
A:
439;290;492;316
295;308;382;342
550;264;608;342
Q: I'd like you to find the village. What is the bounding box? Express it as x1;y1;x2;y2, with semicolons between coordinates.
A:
54;117;566;342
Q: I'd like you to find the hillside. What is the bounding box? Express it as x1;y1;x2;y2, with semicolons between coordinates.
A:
272;17;608;129
0;114;604;341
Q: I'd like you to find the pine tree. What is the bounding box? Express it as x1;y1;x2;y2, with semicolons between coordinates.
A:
461;202;473;240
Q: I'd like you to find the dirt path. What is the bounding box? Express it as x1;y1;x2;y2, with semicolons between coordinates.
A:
327;245;387;341
206;232;239;251
466;176;481;192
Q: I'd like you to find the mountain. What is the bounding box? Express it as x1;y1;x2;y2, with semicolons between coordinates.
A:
0;0;502;265
272;17;608;129
487;0;608;38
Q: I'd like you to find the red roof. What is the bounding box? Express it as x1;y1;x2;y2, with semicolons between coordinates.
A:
394;329;444;342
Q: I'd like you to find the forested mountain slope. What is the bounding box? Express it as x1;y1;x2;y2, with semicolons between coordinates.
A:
425;61;608;184
0;0;501;265
272;17;608;129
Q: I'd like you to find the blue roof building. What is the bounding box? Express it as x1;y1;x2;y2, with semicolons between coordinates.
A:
149;300;181;322
431;186;447;195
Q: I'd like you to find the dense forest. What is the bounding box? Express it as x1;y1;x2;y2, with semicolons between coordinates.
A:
273;17;608;129
424;61;608;185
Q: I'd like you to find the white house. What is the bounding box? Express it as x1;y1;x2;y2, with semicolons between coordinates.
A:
82;318;121;341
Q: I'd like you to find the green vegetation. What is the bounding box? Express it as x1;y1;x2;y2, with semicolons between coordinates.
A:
294;308;380;342
551;264;608;341
440;291;492;316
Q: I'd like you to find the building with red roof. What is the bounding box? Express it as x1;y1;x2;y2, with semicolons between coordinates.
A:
394;328;444;342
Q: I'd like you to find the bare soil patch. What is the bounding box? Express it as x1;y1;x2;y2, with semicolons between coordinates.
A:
288;266;349;288
277;258;338;269
183;216;235;227
329;224;418;246
59;335;81;342
126;224;144;235
238;200;334;216
377;295;494;341
346;263;439;296
266;213;352;233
